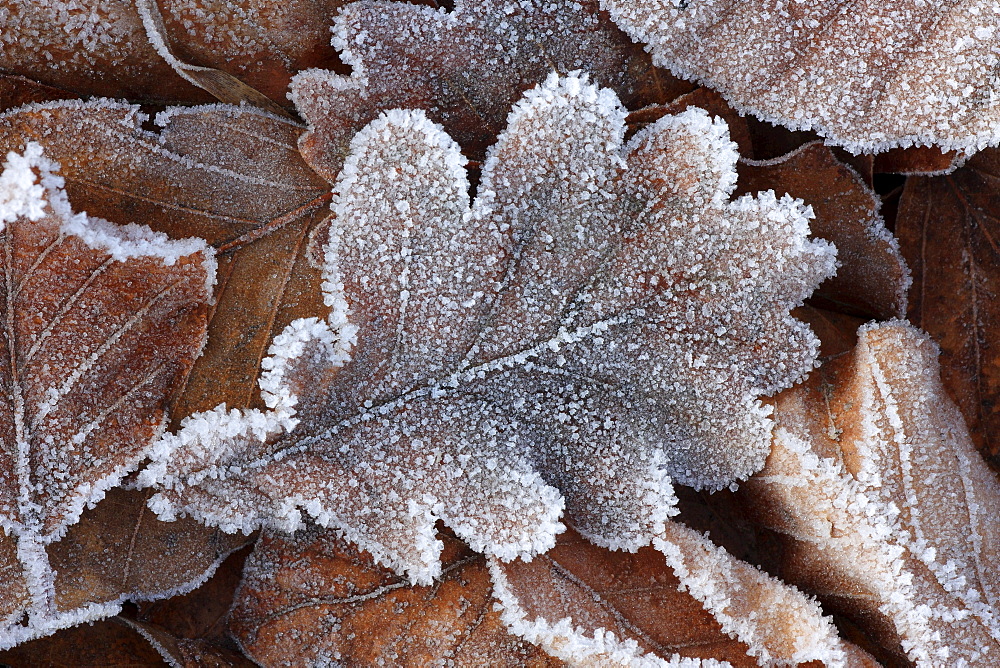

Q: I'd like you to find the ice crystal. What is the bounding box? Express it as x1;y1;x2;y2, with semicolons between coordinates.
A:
0;144;214;646
143;75;835;584
604;0;1000;154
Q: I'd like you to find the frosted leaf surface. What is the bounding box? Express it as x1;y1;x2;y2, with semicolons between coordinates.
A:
0;0;349;105
229;525;560;667
290;0;684;181
0;145;216;647
745;321;1000;665
737;142;911;320
491;524;871;667
144;75;835;585
604;0;1000;154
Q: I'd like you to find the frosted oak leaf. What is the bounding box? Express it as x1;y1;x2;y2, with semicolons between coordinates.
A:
604;0;1000;154
0;144;215;647
143;74;836;584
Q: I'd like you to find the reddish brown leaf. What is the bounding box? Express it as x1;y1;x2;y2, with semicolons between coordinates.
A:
896;148;1000;465
229;526;560;667
738;142;910;320
0;0;349;106
0;101;331;419
0;75;75;115
0;617;168;668
873;146;965;176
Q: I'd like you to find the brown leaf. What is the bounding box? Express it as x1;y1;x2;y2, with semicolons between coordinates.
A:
143;76;835;584
228;526;560;667
0;145;218;645
493;524;873;666
0;101;331;419
744;321;1000;664
737;142;910;320
0;0;349;106
290;0;689;180
873;146;965;176
0;75;75;115
605;2;1000;155
895;149;1000;466
0;617;169;668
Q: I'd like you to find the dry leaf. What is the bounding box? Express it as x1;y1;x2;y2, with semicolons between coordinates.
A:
228;525;559;667
895;148;1000;466
492;524;873;667
0;0;348;105
0;616;169;668
0;145;217;645
744;321;1000;665
0;100;331;420
290;0;689;180
141;74;834;586
736;142;910;320
604;1;1000;154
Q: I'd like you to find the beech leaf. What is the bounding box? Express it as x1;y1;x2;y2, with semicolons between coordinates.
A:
604;0;1000;154
896;148;1000;465
229;526;559;667
290;0;688;181
0;145;217;646
744;321;1000;665
141;74;835;585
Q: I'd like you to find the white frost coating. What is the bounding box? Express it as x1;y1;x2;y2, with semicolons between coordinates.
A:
753;320;1000;665
0;145;217;649
653;524;850;667
145;74;834;585
0;143;48;229
488;558;727;668
603;0;1000;155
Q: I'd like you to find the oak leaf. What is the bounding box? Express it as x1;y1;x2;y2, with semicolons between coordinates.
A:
736;142;910;320
290;0;689;181
142;74;835;584
744;321;1000;665
604;0;1000;154
895;148;1000;466
0;145;220;646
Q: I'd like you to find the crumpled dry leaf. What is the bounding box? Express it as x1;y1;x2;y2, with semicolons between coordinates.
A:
290;0;689;181
492;524;874;667
0;145;223;646
0;616;170;667
895;148;1000;467
744;321;1000;665
0;0;348;105
141;74;834;585
604;0;1000;154
0;100;331;421
229;525;559;667
736;141;910;320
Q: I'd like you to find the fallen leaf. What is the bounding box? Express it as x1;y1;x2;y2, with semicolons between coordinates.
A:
492;524;873;667
736;142;910;320
0;0;349;106
603;1;1000;154
0;75;75;115
0;616;169;668
228;525;560;667
0;100;331;420
895;148;1000;465
744;321;1000;665
290;0;690;181
873;146;965;176
142;74;835;586
0;145;217;646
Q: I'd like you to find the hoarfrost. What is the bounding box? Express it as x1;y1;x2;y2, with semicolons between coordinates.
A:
746;321;1000;665
290;0;661;181
604;0;1000;155
0;145;214;647
144;75;835;585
